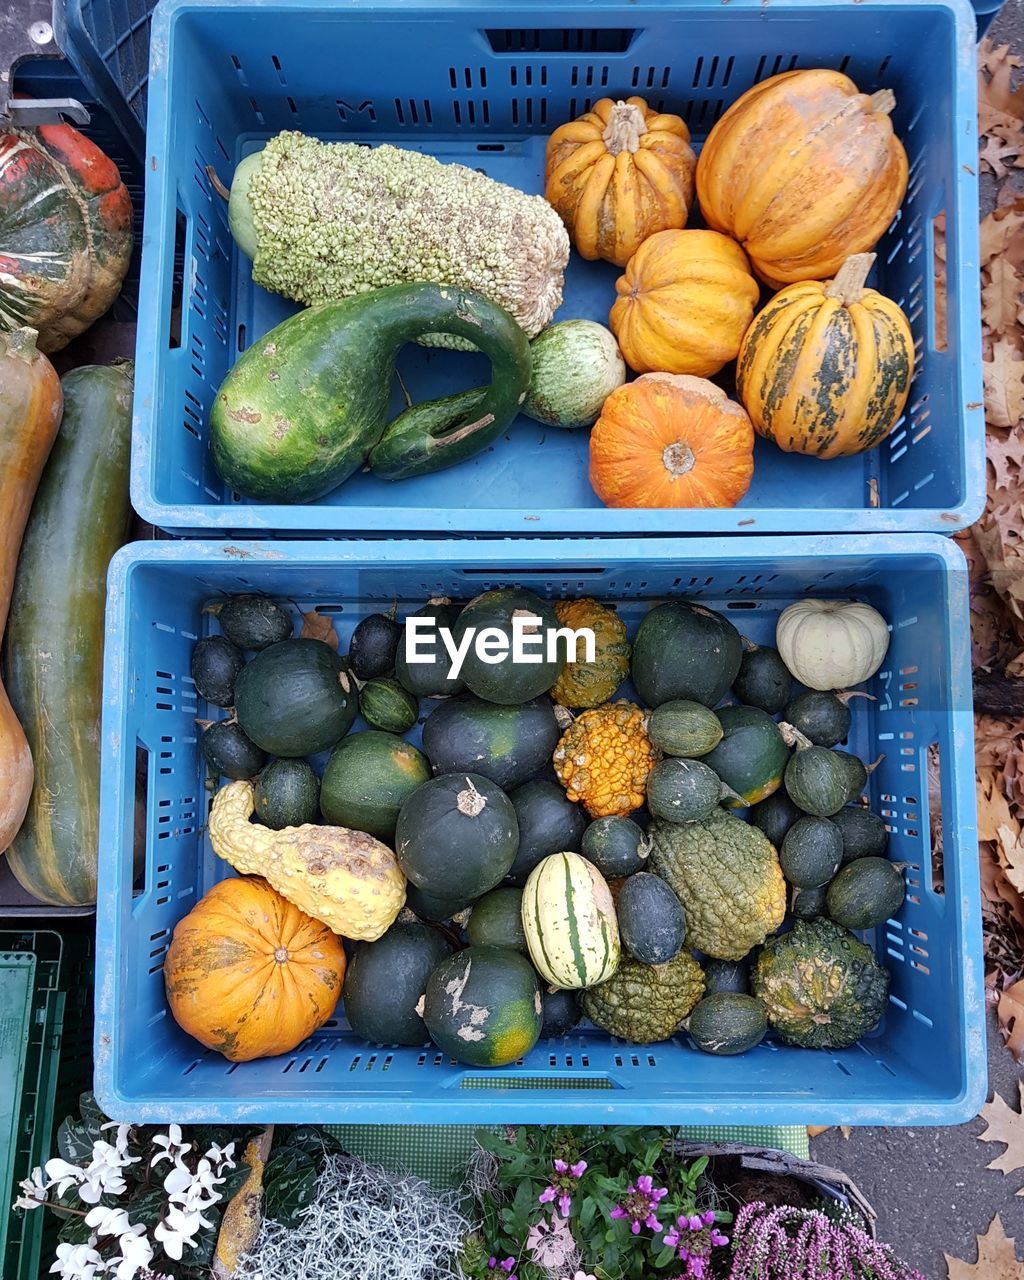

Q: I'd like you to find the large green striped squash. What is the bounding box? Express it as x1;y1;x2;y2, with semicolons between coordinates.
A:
522;851;620;989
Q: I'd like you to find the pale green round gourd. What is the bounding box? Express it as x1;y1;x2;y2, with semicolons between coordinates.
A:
521;851;620;989
521;320;626;429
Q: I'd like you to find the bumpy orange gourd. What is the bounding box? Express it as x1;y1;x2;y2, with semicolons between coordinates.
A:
164;875;346;1062
609;229;760;376
544;97;696;267
736;253;914;459
589;373;755;510
553;700;660;818
696;69;908;287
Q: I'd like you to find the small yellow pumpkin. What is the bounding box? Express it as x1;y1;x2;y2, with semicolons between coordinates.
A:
550;598;631;709
609;229;760;377
736;253;914;459
553;700;660;818
545;97;696;267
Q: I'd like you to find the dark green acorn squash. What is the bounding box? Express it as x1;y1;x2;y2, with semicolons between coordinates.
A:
704;705;789;808
835;751;869;802
631;601;742;708
321;730;431;840
191;635;245;707
732;644;792;714
780;816;843;889
581;815;650;879
541;987;583;1038
703;957;752;996
422;945;542;1067
506;779;587;886
784;690;851;747
234;638;356;756
791;884;828;920
405;882;474;923
253;758;320;829
833;806;889;863
467;887;528;953
422;694;560;791
200;720;266;780
395;773;519;900
342;918;449;1045
450;588;565;705
349;611;402;680
784;741;849;817
359;677;418;734
211;593;292;650
752;917;889;1049
646;758;722;824
749;790;802;849
395;598;465;697
647;700;723;758
617;872;686;965
687;992;768;1056
826;857;906;931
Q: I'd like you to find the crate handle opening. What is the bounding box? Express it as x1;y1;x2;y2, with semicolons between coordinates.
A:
459;566;606;576
133;742;151;893
931;212;948;354
168;205;187;351
925;740;945;897
483;28;638;55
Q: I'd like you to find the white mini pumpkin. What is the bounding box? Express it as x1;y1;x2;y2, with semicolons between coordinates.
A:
776;600;889;691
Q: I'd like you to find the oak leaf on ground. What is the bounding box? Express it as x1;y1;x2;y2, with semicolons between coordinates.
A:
983;339;1024;429
944;1215;1024;1279
978;1082;1024;1175
998;978;1024;1063
298;611;340;650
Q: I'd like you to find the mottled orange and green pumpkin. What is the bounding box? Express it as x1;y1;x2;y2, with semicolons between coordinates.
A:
550;598;631;709
0;120;133;352
164;875;346;1061
553;700;660;817
736;254;914;460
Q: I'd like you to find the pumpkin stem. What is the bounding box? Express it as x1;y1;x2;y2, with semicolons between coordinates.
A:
824;253;877;305
1;327;40;362
836;690;877;706
663;442;696;477
778;721;814;751
865;753;885;775
554;704;575;731
870;88;897;116
457;777;487;817
206;164;232;202
741;636;759;653
602;100;648;155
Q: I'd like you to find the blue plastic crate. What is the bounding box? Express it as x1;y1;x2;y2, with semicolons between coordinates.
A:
132;0;984;537
95;535;985;1125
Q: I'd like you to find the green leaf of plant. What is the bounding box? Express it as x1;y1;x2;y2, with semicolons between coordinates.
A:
262;1149;318;1226
654;1245;677;1268
57;1213;93;1246
57;1118;95;1165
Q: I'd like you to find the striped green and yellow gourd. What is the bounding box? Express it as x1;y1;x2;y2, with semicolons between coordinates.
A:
521;850;620;989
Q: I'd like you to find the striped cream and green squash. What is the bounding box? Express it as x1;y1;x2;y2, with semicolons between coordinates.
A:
522;851;620;989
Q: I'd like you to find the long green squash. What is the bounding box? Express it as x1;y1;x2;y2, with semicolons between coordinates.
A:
4;363;133;904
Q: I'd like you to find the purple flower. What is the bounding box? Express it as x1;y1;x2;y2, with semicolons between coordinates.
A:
610;1173;668;1235
662;1211;729;1275
486;1257;517;1280
538;1158;587;1218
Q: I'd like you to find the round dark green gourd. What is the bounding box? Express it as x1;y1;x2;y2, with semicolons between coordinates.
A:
780;816;843;889
450;588;565;705
646;758;722;824
703;957;751;996
342;919;449;1045
506;779;587;886
688;992;768;1056
581;815;650;878
703;705;789;809
395;773;519;900
631;600;743;708
253;758;320;829
395;599;466;697
784;743;849;817
191;635;245;707
749;790;802;849
467;887;528;953
359;677;419;734
320;731;431;841
422;945;542;1068
405;881;474;923
200;721;266;780
647;700;723;758
826;857;906;931
835;751;869;803
541;987;583;1038
349;611;402;680
234;638;357;757
213;593;292;651
784;690;851;747
791;884;829;920
617;872;687;965
732;644;793;715
422;694;560;791
833;806;889;863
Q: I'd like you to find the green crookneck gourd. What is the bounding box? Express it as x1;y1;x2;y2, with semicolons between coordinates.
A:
210;282;531;501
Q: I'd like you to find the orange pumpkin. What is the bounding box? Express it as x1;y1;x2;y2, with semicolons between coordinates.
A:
545;97;696;267
696;69;908;287
609;229;760;377
164;875;346;1062
589;373;755;510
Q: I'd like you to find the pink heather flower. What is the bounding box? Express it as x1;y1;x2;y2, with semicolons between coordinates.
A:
539;1159;587;1218
610;1173;668;1235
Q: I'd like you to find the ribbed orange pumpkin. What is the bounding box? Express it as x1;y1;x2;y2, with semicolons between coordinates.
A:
736;253;915;459
589;373;755;509
696;69;908;287
164;875;346;1062
609;229;760;377
544;97;696;267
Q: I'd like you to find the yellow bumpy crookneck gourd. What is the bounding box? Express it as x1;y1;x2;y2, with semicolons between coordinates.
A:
209;780;406;939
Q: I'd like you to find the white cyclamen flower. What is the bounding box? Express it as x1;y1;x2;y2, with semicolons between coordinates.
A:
109;1224;154;1280
204;1140;236;1173
49;1241;106;1280
14;1166;50;1210
84;1204;133;1238
153;1204;206;1261
43;1158;84;1199
100;1123;140;1167
189;1156;225;1199
151;1125;191;1169
161;1163;194;1197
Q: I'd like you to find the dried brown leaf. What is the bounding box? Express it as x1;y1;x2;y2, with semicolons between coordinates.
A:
983;339;1024;428
987;429;1024;492
1001;824;1024;897
979;1083;1024;1174
299;610;340;649
945;1214;1024;1279
980;206;1024;272
999;979;1024;1064
979;768;1019;843
982;134;1024;179
984;257;1024;339
981;41;1024;119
